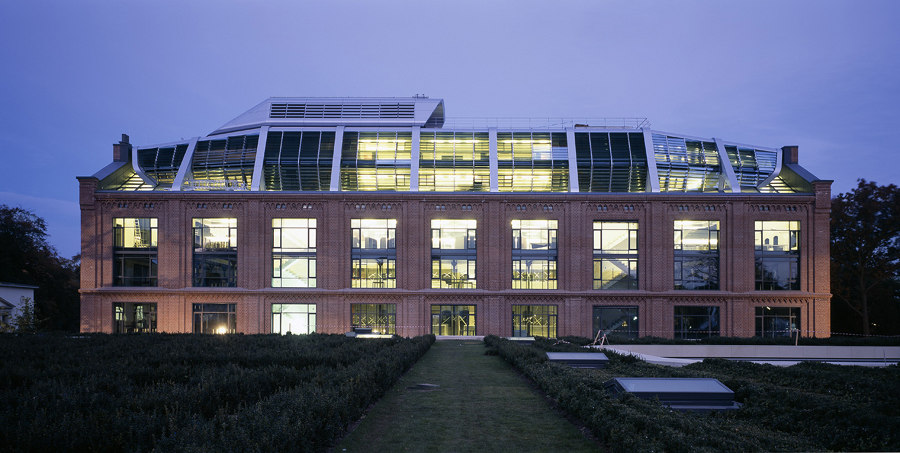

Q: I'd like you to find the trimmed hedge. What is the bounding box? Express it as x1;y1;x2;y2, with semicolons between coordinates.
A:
486;335;900;452
0;333;434;452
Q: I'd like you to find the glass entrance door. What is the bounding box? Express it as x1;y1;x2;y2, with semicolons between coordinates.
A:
431;304;476;336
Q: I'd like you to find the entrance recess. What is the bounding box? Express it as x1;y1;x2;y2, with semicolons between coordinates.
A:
431;304;476;336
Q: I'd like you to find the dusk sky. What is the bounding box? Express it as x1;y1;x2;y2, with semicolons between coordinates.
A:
1;0;898;259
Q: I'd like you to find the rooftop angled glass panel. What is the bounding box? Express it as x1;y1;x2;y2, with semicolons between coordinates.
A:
575;132;647;192
137;144;188;188
497;132;568;192
725;145;778;191
652;134;722;192
263;131;334;191
100;166;154;191
419;131;490;192
760;175;800;193
186;135;258;191
341;131;411;191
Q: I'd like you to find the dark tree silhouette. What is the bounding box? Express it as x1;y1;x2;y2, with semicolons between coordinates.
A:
830;180;900;335
0;205;80;331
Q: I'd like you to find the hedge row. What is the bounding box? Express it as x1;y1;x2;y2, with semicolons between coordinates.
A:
487;335;900;452
0;333;434;452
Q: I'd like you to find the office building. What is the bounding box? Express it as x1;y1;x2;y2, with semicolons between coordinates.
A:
78;96;831;338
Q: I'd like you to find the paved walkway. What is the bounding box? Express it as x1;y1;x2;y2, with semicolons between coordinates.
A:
601;344;900;367
338;341;598;452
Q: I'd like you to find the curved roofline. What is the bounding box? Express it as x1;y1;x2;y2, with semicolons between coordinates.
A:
89;96;824;195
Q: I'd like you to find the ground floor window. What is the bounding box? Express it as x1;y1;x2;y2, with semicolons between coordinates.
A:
350;303;396;335
193;303;236;334
673;306;720;339
113;302;157;333
755;306;800;338
592;306;639;339
431;304;476;336
511;305;557;338
271;303;316;334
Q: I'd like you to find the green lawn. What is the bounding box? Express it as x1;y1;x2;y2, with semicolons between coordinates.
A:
338;341;598;452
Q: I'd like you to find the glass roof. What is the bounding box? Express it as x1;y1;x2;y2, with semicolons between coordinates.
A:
94;99;817;194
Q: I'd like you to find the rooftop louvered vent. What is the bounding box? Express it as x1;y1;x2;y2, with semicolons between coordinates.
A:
270;103;416;119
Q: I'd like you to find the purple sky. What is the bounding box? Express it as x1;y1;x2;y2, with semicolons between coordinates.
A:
1;0;898;259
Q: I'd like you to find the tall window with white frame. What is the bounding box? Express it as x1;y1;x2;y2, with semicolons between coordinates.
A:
351;219;396;288
673;220;719;290
593;221;638;289
113;218;158;286
271;303;316;334
272;218;316;288
511;219;558;289
431;219;477;288
192;218;237;287
193;303;236;334
755;221;800;290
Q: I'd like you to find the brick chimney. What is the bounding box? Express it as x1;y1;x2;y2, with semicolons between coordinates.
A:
782;145;799;164
113;134;131;162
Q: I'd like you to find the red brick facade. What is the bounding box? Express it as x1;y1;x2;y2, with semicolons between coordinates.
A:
78;181;832;338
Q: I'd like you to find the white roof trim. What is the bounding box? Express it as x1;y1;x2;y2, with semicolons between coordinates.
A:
210;97;445;135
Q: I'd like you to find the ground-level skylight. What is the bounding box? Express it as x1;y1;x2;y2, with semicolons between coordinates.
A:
546;352;609;368
603;377;740;411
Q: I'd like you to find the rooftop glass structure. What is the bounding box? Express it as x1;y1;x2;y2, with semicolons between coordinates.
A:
96;97;818;194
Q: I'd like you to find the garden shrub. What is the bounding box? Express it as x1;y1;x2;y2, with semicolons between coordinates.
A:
485;335;900;451
0;333;434;452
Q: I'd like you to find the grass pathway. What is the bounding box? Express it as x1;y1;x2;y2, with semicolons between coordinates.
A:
338;341;598;452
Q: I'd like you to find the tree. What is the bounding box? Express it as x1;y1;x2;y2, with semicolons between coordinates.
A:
14;297;39;333
0;205;80;331
830;180;900;336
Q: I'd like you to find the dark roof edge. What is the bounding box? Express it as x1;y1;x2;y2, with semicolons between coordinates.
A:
89;161;129;181
0;282;39;289
784;163;820;182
